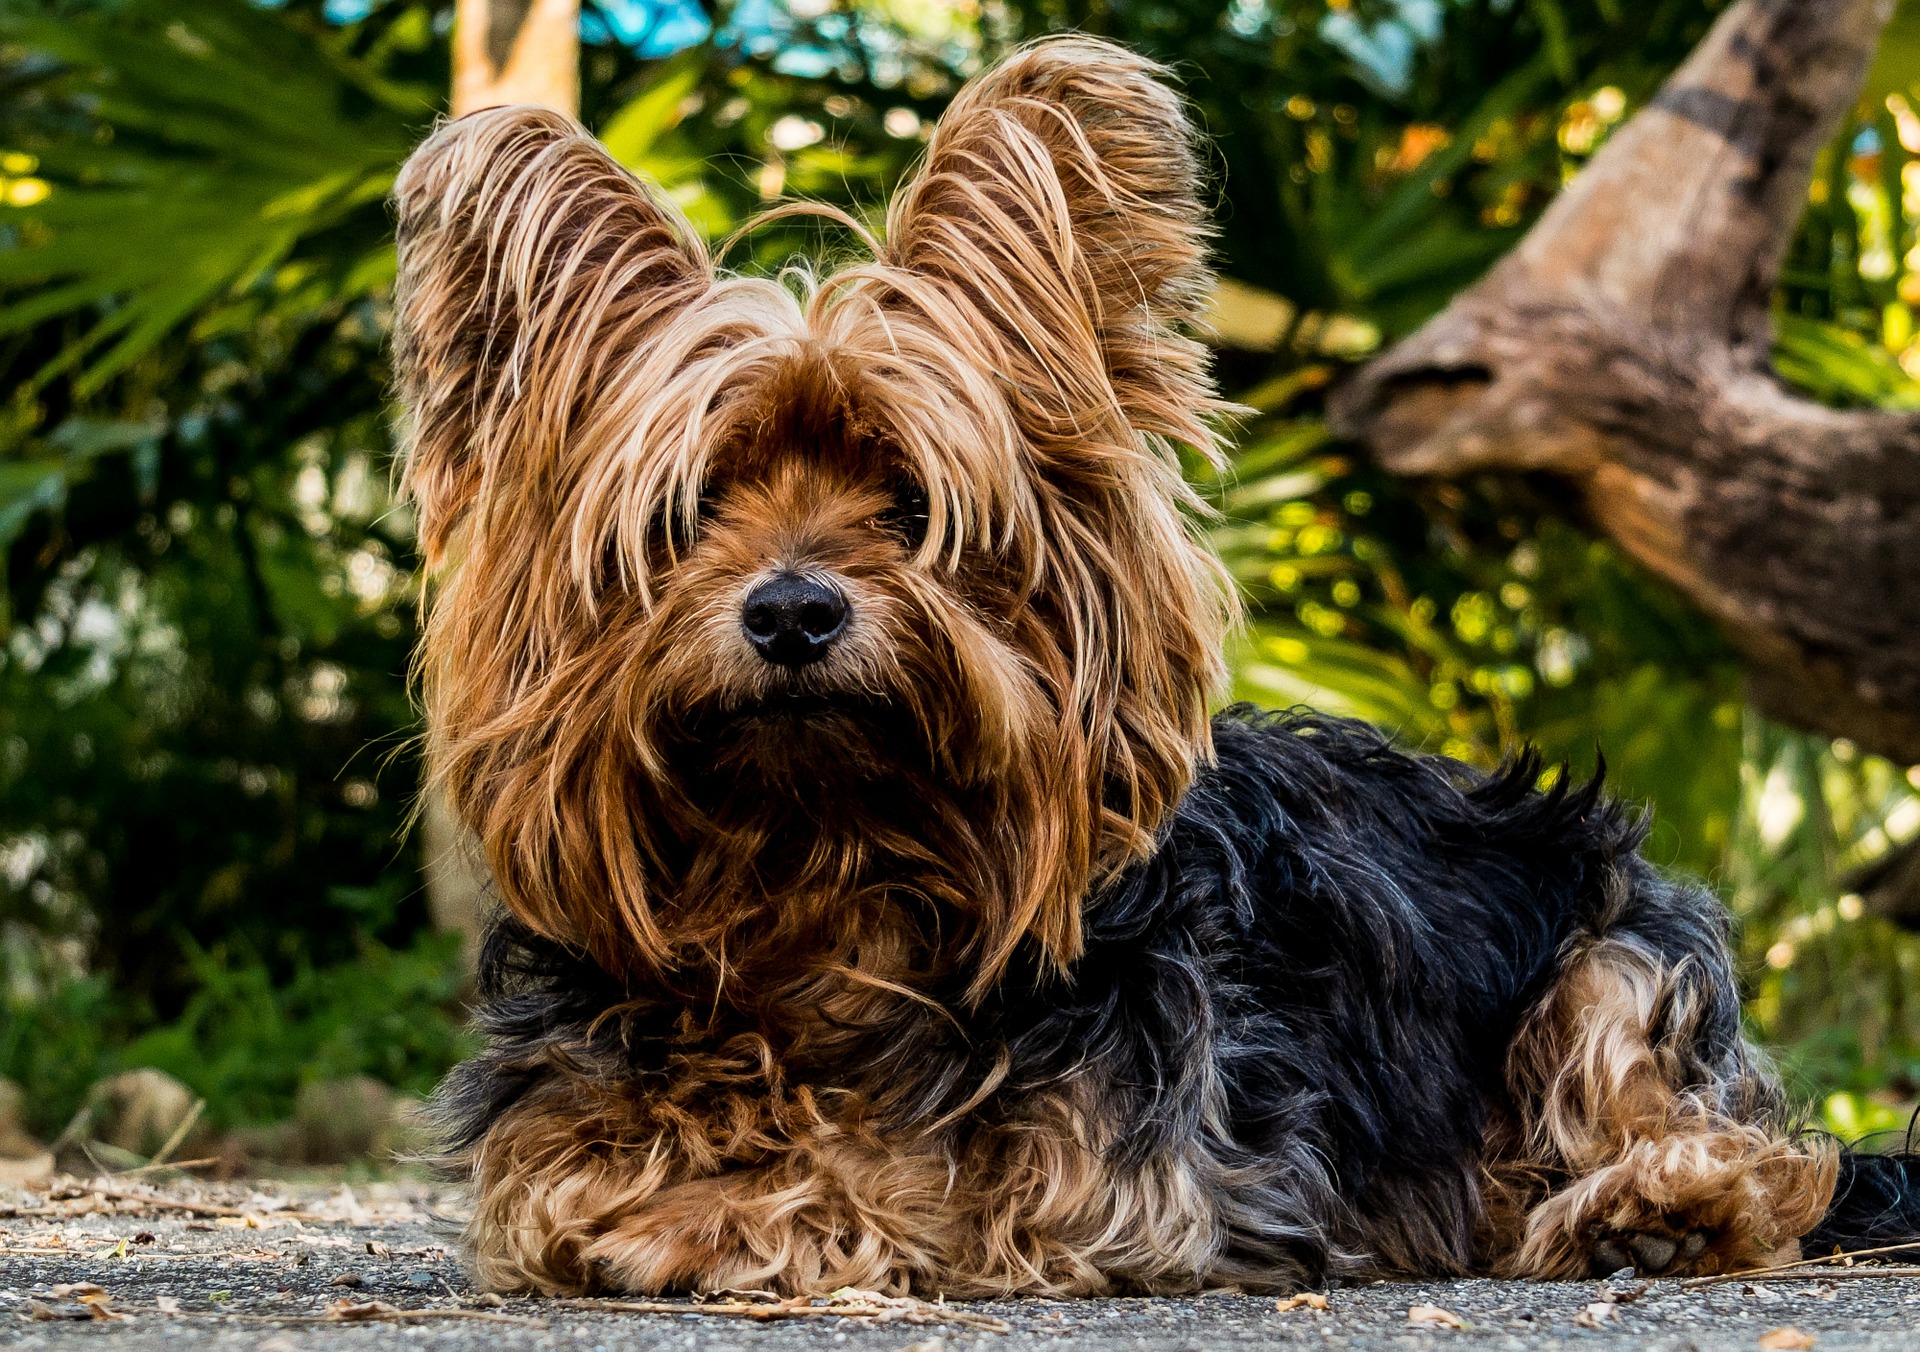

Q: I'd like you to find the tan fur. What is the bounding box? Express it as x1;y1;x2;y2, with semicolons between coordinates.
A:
462;1049;1229;1297
1484;941;1837;1278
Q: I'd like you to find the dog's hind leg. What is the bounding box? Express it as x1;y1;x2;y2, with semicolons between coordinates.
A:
1487;935;1837;1279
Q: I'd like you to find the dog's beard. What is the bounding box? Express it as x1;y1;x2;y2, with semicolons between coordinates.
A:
638;687;969;993
662;689;943;819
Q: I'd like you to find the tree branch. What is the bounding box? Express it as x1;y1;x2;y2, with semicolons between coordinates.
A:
452;0;580;118
1331;0;1920;762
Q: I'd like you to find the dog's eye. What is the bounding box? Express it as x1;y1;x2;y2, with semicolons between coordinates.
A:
636;492;718;567
874;480;930;550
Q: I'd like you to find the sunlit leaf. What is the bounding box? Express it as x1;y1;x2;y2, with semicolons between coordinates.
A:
0;0;423;393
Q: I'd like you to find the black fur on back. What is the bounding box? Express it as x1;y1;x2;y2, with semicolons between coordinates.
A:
436;707;1901;1283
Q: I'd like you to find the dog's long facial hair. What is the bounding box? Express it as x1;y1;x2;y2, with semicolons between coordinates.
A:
395;40;1245;1293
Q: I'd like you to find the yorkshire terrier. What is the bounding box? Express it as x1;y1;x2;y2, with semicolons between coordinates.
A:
391;36;1917;1296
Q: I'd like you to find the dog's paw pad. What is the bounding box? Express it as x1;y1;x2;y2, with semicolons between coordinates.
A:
1627;1232;1677;1271
1588;1226;1711;1276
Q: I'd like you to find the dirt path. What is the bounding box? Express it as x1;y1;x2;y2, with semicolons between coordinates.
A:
5;1178;1920;1350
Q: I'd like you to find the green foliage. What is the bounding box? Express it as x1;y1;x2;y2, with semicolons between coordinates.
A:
0;283;425;1012
0;1;445;1062
0;932;473;1137
1734;721;1920;1111
1775;312;1920;410
0;0;427;399
0;965;117;1136
114;931;474;1130
1006;0;1715;333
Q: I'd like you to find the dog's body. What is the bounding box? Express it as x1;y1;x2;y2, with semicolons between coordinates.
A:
439;709;1827;1293
393;37;1914;1297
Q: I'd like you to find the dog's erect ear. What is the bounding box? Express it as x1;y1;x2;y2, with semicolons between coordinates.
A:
882;36;1216;461
877;40;1228;991
392;107;709;565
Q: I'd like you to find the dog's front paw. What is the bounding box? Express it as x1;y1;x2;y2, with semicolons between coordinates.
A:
1586;1223;1711;1277
1504;1130;1836;1279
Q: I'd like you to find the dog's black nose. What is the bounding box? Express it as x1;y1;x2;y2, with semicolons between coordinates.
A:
741;573;848;667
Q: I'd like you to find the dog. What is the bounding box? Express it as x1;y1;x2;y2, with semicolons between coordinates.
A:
391;36;1920;1296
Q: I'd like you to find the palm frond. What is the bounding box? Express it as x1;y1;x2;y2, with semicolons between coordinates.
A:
0;0;427;395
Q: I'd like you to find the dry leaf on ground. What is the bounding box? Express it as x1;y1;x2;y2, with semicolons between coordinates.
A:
26;1300;92;1321
324;1299;405;1321
1758;1329;1816;1351
44;1281;129;1322
1275;1292;1329;1312
1407;1303;1467;1328
1575;1301;1617;1327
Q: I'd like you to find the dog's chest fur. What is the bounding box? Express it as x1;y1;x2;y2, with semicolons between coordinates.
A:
436;711;1716;1294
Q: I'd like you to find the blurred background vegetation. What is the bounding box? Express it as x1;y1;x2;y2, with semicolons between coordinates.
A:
0;0;1916;1160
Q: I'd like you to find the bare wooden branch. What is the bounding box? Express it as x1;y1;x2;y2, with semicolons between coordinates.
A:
429;0;584;961
452;0;580;119
1332;0;1920;762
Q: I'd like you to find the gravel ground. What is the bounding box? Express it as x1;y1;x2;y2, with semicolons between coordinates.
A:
5;1178;1920;1351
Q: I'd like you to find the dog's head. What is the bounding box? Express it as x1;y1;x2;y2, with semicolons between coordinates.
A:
394;37;1230;995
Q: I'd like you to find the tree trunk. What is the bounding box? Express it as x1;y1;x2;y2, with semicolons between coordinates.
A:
452;0;581;118
426;0;581;962
1331;0;1920;765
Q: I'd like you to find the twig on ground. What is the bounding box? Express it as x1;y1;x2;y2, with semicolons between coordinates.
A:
0;1241;292;1263
320;1299;545;1325
118;1299;547;1327
145;1101;204;1170
1681;1266;1920;1288
63;1186;323;1221
1681;1245;1920;1289
110;1158;220;1177
554;1290;1012;1333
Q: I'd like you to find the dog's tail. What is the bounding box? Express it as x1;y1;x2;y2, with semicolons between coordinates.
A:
1803;1150;1920;1259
